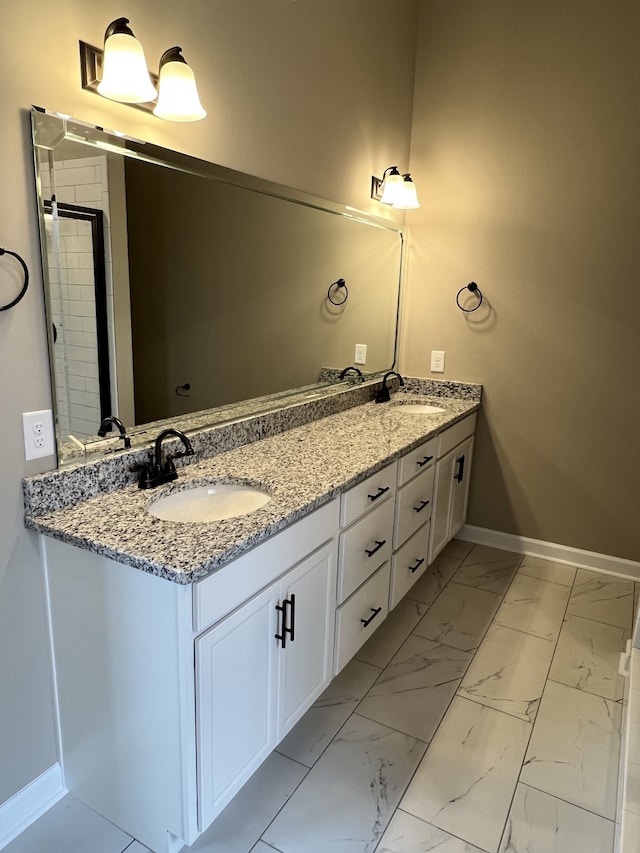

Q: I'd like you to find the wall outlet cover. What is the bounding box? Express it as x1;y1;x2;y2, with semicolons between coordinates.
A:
354;343;367;365
431;350;445;373
23;409;55;461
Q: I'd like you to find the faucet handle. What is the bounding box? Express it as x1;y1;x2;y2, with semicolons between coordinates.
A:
172;446;195;461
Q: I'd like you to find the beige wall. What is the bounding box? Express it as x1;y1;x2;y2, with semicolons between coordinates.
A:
0;0;418;806
401;0;640;561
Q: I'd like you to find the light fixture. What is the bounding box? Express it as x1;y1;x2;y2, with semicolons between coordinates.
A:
397;173;419;209
96;18;157;104
79;20;206;122
371;165;420;210
153;48;207;122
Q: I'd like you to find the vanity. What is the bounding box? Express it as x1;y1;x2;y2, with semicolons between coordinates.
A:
24;384;480;853
26;105;482;853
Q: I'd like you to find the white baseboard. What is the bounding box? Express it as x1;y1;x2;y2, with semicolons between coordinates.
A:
458;524;640;582
0;764;66;850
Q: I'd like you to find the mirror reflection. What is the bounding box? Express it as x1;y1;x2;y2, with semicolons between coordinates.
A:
32;109;404;464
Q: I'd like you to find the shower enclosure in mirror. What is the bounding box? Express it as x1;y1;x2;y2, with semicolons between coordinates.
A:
31;108;404;465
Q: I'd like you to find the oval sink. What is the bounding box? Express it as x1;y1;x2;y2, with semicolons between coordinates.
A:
390;401;446;414
148;484;271;523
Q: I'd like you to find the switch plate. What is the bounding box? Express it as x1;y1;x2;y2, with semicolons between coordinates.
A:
23;409;55;460
431;350;445;373
354;343;367;365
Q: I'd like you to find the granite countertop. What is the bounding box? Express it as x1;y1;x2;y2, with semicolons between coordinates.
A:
25;393;480;584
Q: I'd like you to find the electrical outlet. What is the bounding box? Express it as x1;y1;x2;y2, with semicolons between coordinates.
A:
23;409;55;460
354;343;367;365
431;350;445;373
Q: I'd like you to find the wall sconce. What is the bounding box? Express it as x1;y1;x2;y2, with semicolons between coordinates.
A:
371;166;420;210
80;18;206;122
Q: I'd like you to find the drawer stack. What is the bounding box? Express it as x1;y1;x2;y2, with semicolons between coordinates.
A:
334;463;397;672
390;436;437;608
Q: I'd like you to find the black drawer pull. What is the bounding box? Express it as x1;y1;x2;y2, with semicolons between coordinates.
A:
417;455;434;467
275;594;296;649
361;606;382;627
365;539;386;558
368;486;390;502
409;557;425;574
413;499;430;513
454;454;466;483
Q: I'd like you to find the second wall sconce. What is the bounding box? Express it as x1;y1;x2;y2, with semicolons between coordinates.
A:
371;166;420;210
80;17;206;122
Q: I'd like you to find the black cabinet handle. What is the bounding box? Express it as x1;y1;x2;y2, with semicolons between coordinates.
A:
417;455;434;467
409;557;425;574
275;594;296;649
454;454;466;483
361;606;382;627
413;499;430;513
365;539;386;558
368;485;390;502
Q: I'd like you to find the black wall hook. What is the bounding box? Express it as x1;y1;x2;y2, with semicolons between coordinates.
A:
456;281;483;312
327;278;348;306
0;248;29;311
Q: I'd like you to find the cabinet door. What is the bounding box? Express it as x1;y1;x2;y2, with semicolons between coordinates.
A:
278;541;337;738
196;584;279;829
429;447;457;563
450;436;474;538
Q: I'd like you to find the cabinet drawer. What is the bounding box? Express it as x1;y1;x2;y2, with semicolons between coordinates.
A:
340;462;397;528
338;497;394;604
397;437;437;487
334;561;391;674
194;498;339;632
394;465;435;549
390;521;430;609
437;412;477;458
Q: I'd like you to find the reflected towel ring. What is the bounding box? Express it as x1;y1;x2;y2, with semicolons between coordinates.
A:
0;247;29;311
327;277;348;306
456;281;483;312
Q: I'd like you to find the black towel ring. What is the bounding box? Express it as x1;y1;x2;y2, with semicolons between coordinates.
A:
456;281;483;312
327;278;348;306
0;248;29;311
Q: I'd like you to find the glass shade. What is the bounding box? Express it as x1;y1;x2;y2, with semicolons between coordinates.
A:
393;175;420;210
153;60;207;122
97;32;157;104
380;169;405;205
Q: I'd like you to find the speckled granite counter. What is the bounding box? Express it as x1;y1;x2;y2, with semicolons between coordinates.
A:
24;391;480;584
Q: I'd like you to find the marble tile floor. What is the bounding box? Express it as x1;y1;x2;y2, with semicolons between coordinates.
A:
6;542;636;853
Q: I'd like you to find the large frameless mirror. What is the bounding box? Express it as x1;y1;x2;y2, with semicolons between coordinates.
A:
31;108;404;466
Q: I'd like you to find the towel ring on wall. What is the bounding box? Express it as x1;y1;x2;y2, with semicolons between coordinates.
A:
0;248;29;311
456;281;483;312
327;277;349;306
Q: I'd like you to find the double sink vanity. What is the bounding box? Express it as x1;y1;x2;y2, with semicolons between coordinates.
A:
23;376;480;853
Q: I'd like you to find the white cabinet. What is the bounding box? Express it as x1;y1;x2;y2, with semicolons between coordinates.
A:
196;584;279;827
334;463;396;671
196;540;337;827
278;542;337;737
429;414;476;563
389;437;436;608
334;562;391;672
42;408;478;851
449;435;474;538
390;519;431;609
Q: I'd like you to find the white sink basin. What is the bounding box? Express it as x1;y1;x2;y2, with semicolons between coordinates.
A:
390;401;446;414
148;483;271;523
